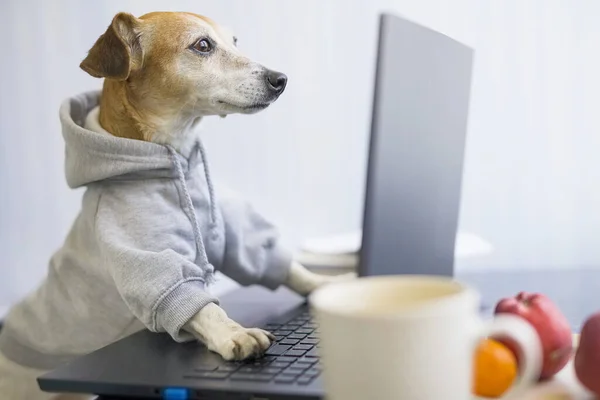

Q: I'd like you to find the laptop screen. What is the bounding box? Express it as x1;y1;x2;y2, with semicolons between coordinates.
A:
359;14;474;278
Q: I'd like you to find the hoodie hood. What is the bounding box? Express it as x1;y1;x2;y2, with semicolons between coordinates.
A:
59;91;199;188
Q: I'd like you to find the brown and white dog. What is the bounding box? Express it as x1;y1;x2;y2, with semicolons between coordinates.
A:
0;11;352;400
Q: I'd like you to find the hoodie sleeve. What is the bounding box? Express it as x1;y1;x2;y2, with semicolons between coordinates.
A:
94;187;218;342
217;186;293;290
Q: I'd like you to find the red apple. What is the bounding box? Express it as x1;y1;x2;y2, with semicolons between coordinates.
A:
494;291;572;380
574;312;600;395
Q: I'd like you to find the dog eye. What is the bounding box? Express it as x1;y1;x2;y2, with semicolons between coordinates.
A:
233;36;238;46
191;39;213;54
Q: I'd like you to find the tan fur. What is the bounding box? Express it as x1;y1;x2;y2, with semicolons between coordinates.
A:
81;12;270;152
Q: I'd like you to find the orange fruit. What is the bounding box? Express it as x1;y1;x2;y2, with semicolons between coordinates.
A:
473;338;518;398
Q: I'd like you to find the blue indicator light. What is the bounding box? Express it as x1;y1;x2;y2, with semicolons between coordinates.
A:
163;387;189;400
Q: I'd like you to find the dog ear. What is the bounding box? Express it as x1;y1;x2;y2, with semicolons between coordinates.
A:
80;12;142;80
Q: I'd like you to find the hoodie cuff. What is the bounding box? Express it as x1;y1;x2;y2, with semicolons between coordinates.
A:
260;243;294;290
153;278;219;342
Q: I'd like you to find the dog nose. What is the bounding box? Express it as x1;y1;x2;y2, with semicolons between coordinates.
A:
266;70;288;93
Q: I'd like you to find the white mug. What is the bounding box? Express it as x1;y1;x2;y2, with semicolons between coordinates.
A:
309;275;542;400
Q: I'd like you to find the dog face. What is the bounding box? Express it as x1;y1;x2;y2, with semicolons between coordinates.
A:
80;12;287;119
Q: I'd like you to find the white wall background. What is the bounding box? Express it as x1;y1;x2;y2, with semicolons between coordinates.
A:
1;0;599;314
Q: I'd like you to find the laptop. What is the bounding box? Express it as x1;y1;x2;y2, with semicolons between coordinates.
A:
38;12;474;400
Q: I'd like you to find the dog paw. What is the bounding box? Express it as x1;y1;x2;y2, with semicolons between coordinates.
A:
185;303;275;361
208;327;275;361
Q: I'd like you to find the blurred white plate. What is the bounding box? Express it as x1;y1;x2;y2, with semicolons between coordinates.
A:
296;230;493;269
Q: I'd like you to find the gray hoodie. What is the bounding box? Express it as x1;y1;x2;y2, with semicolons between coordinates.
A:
0;91;292;370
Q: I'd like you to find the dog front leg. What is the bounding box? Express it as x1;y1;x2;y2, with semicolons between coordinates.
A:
183;263;354;361
284;261;356;296
183;303;274;361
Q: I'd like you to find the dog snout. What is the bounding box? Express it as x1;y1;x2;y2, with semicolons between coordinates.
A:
265;70;287;94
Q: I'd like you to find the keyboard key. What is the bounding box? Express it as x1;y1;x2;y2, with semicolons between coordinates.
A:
305;348;319;358
280;338;300;345
271;361;292;368
252;358;273;366
275;356;297;363
288;334;307;340
230;374;274;382
262;367;283;374
295;325;312;330
274;375;298;384
295;328;313;335
239;366;263;373
284;349;307;357
255;356;275;363
274;335;286;341
296;358;318;365
297;376;315;385
307;335;319;340
264;324;281;330
281;369;303;377
293;344;313;351
265;344;292;356
301;339;319;345
204;371;231;379
217;365;239;372
290;362;309;369
288;366;308;373
304;368;321;377
274;330;293;336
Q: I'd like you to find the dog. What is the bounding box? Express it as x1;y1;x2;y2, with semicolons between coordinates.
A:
0;11;353;400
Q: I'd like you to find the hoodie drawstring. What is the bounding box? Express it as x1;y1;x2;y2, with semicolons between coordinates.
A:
197;140;217;228
166;143;215;284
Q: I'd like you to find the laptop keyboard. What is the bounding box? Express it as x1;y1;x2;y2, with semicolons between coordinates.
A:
185;309;321;385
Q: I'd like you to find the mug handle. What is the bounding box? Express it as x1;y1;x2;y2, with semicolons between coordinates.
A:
474;314;542;399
